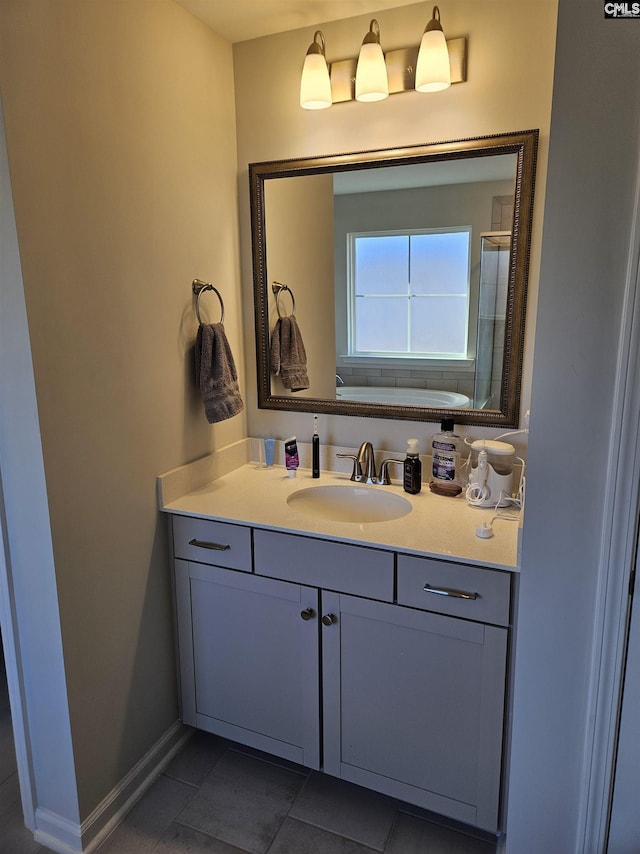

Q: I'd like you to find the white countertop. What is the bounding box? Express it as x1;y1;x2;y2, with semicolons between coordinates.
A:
160;462;520;571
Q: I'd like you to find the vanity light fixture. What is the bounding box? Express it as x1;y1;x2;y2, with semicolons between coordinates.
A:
415;6;451;92
300;30;332;110
355;19;389;102
298;9;466;109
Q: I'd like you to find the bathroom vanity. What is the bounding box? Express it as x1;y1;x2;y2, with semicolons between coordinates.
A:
159;455;519;834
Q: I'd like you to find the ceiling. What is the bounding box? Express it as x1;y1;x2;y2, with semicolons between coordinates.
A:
174;0;416;43
333;155;518;195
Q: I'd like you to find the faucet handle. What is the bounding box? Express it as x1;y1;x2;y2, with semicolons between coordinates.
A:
336;453;363;482
377;458;405;485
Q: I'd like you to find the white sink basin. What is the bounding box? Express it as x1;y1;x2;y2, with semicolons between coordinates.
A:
287;484;412;523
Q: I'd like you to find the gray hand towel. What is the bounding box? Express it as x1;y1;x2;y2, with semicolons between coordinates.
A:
269;315;309;392
195;322;244;424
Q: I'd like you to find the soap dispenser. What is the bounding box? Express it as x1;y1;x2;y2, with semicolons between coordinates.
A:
403;439;422;494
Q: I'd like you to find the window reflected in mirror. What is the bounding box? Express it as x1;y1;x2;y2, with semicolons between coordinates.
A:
348;229;471;358
250;130;538;426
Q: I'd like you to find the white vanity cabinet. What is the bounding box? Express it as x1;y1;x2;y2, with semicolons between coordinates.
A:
172;517;321;769
169;515;512;833
321;573;509;830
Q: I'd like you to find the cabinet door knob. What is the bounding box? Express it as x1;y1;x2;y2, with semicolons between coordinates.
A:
322;613;337;626
300;608;315;621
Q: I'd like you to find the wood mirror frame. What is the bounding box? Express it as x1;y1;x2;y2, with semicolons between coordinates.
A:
249;129;538;427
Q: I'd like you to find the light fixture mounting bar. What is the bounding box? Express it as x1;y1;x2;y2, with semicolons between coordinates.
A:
330;37;466;104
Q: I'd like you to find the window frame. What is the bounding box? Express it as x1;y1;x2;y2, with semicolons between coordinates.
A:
346;226;472;361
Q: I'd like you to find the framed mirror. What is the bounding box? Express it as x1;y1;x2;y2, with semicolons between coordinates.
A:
249;130;538;427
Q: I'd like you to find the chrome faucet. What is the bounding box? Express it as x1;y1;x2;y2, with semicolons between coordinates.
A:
357;441;377;484
337;442;404;485
337;441;378;484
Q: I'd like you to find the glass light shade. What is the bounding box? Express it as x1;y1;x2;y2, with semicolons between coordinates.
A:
355;42;389;102
415;28;451;92
300;52;332;110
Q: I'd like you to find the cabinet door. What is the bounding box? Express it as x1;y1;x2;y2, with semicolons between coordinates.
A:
175;559;320;769
321;592;507;831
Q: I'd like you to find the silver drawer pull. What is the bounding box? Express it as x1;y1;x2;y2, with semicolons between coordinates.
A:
423;583;478;600
188;538;231;552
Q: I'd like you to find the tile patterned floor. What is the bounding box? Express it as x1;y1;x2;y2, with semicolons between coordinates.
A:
1;658;497;853
95;731;497;854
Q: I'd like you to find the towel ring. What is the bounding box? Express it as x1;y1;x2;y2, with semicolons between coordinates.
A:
272;282;296;318
193;279;224;324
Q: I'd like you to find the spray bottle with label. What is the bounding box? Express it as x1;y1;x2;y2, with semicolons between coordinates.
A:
431;418;461;483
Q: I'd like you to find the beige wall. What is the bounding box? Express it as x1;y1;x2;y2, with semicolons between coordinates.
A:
265;174;336;399
235;0;557;453
0;0;244;818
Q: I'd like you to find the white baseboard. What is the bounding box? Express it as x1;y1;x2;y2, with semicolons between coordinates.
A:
33;808;84;854
33;720;192;854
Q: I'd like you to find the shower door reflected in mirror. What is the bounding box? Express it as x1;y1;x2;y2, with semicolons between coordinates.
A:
250;130;538;426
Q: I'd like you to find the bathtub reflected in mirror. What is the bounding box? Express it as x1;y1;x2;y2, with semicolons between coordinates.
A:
336;386;471;408
250;130;538;426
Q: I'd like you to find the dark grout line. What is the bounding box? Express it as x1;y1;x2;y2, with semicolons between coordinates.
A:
170;817;255;854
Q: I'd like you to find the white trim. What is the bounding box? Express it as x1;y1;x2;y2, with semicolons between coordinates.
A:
577;139;640;851
33;809;83;854
346;228;472;360
337;355;475;370
0;477;35;829
79;721;190;852
0;94;40;833
32;721;191;854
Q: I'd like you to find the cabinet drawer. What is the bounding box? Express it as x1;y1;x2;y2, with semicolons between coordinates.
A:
254;529;394;601
172;515;252;571
397;555;510;626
